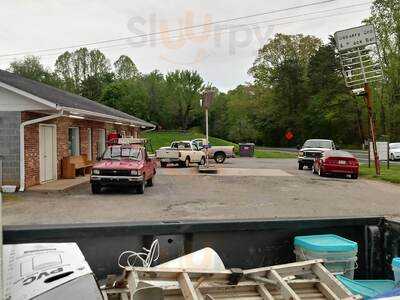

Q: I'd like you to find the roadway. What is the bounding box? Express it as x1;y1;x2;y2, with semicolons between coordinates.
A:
258;147;400;165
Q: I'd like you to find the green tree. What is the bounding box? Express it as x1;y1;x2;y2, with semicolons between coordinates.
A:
54;48;111;97
165;70;204;130
114;55;139;80
368;0;400;140
250;33;322;87
8;56;61;86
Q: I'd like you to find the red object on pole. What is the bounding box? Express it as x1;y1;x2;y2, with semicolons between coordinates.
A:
285;131;294;141
364;83;381;176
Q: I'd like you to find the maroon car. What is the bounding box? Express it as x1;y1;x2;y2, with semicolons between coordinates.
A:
312;150;359;179
90;144;156;194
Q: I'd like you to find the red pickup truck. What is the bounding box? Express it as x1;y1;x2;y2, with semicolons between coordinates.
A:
90;144;156;194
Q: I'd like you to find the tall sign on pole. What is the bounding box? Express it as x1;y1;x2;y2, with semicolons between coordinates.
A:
201;90;214;167
335;25;383;175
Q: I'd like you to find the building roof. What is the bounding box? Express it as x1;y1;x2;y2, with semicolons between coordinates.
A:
0;69;155;128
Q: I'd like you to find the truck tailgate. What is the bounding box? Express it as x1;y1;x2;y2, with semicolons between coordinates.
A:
156;148;180;159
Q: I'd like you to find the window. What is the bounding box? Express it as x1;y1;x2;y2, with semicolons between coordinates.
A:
102;146;141;160
68;127;80;156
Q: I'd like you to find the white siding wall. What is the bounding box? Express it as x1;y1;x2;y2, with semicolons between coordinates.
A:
0;87;50;111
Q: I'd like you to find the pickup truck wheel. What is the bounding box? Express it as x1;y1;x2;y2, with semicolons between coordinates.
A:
147;176;154;187
137;180;145;194
214;152;226;164
184;157;190;168
160;162;167;168
199;156;206;165
91;184;101;194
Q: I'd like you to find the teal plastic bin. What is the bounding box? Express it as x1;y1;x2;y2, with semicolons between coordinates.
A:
294;234;358;279
337;275;395;299
392;257;400;286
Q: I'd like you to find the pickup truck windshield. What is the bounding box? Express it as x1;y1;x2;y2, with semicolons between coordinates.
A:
102;146;141;160
391;144;400;149
171;142;191;149
303;140;332;149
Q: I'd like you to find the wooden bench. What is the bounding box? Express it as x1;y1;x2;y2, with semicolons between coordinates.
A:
62;154;93;179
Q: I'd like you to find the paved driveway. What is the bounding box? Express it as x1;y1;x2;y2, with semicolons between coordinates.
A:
3;158;400;225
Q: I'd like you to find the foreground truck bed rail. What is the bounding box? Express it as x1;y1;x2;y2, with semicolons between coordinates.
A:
3;217;398;281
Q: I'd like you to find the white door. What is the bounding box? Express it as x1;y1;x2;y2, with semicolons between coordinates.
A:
98;129;106;158
40;125;56;182
87;128;92;161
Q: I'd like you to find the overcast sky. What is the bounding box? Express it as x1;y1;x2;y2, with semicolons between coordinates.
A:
0;0;371;91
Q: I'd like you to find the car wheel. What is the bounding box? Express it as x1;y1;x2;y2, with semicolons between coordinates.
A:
184;157;190;168
391;154;395;161
351;173;358;179
137;180;145;194
91;184;101;194
199;156;206;165
161;162;167;168
214;152;226;164
298;163;304;170
147;176;154;187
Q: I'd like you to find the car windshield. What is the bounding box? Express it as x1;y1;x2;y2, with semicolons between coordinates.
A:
171;142;191;149
102;146;141;160
391;144;400;149
303;140;332;149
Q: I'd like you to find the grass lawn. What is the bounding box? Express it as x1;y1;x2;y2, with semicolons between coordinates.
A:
142;131;237;152
360;164;400;184
255;149;297;159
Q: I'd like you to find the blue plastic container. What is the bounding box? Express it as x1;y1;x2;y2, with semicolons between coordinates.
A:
294;234;358;278
337;275;396;299
392;257;400;285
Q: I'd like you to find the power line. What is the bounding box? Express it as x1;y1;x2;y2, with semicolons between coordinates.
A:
0;0;338;58
0;1;372;64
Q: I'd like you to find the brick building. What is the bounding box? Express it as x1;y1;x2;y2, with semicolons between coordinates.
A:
0;69;155;190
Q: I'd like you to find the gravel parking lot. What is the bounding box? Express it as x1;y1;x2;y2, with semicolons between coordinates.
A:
4;158;400;225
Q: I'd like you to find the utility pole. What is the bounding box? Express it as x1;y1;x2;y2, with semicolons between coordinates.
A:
364;83;381;175
205;107;209;166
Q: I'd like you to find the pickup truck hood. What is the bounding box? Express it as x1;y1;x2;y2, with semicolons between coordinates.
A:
300;147;331;152
93;160;143;170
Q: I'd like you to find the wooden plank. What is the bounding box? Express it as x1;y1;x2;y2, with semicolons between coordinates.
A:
178;272;199;300
245;259;324;277
311;263;355;299
101;290;108;300
132;260;323;282
257;284;274;300
126;270;140;299
269;270;300;300
121;293;129;300
316;282;340;300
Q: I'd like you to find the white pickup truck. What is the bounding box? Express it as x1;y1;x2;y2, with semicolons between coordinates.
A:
156;141;206;168
192;139;235;164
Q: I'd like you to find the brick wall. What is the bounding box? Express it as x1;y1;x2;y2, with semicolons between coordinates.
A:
0;111;20;186
22;112;139;188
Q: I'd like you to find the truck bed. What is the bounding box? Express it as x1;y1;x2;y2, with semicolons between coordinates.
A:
3;217;398;281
